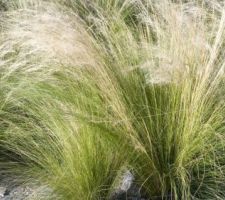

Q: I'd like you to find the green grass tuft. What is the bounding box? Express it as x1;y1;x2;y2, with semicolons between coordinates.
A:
1;0;225;199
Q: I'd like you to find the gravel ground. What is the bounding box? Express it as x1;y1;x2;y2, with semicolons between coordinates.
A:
0;172;171;200
0;183;169;200
0;182;53;200
0;180;147;200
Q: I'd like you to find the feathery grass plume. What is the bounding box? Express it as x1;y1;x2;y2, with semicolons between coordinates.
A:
1;0;225;199
58;0;225;199
0;2;128;199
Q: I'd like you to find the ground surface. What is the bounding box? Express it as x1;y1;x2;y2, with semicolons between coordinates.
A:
0;179;53;200
0;173;161;200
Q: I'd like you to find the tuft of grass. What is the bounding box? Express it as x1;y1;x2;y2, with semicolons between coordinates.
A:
1;0;225;199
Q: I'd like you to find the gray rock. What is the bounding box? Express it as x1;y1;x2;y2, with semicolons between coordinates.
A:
110;170;145;200
120;170;134;192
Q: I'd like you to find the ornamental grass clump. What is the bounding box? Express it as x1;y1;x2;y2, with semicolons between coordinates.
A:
1;0;225;199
